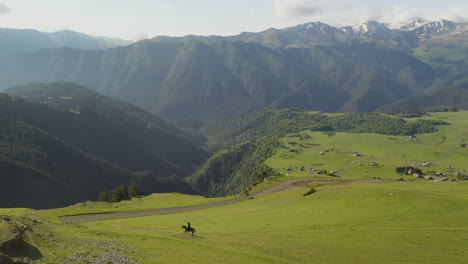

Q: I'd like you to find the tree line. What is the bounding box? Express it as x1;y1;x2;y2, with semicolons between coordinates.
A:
98;182;144;202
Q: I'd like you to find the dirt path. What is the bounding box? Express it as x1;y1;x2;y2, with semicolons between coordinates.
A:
64;178;391;223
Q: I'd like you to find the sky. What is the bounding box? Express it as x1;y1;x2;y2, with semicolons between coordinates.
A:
1;0;468;41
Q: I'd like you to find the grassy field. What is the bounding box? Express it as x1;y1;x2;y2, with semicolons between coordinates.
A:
266;111;468;180
18;181;465;264
37;193;229;220
1;111;467;263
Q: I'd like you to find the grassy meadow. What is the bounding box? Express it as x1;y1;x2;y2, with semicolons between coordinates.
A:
1;111;468;263
266;111;468;180
14;181;465;263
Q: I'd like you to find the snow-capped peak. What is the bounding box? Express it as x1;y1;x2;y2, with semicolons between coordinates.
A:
412;20;456;36
296;22;336;34
398;18;430;31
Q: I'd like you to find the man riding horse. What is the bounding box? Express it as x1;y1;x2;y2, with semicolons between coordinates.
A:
181;222;196;236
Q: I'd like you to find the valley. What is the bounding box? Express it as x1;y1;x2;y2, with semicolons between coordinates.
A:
1;14;468;263
1;111;467;263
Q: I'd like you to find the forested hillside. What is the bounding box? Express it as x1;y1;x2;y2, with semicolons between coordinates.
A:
191;109;448;196
0;39;434;126
6;82;201;144
1;19;468;206
0;88;207;208
378;80;468;114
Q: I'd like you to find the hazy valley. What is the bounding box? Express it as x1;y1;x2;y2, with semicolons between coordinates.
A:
0;17;467;264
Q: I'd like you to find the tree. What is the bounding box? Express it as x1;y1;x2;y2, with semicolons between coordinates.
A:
97;191;111;202
111;184;129;202
128;182;144;198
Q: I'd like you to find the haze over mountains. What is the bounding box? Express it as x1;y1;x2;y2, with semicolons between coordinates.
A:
1;83;207;208
1;19;468;208
0;19;466;127
0;28;132;59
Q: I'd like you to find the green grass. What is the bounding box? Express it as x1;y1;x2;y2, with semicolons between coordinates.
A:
35;193;229;219
0;222;16;241
2;112;468;263
266;111;468;180
2;173;467;263
75;181;468;263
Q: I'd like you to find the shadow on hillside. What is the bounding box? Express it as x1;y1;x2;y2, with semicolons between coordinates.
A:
1;238;42;261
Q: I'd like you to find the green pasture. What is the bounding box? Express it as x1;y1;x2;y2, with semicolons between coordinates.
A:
37;193;229;219
266;111;468;180
1;112;468;263
64;181;468;263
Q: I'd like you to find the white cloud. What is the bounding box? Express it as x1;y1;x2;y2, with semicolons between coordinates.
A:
272;0;346;19
0;4;11;15
270;0;468;28
437;6;468;22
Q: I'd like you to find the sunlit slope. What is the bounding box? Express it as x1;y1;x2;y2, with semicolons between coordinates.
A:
1;180;467;263
79;181;468;264
266;111;468;180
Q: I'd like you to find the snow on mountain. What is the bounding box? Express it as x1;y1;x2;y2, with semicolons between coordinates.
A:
338;21;395;40
296;22;337;34
396;18;430;31
412;20;457;37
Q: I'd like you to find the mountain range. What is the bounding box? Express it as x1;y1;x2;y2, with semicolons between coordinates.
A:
2;19;465;127
0;83;207;208
0;28;133;60
1;19;468;207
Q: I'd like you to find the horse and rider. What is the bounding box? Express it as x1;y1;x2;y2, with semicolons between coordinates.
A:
181;222;196;236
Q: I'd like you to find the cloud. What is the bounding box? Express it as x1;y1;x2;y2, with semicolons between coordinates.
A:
272;0;346;19
0;4;11;15
271;0;468;28
437;6;468;22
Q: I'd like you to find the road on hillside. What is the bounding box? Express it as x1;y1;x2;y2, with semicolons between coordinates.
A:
64;178;390;223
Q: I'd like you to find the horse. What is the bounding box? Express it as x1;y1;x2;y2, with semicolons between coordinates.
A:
181;225;196;236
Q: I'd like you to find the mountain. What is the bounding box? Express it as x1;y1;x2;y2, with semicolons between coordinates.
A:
0;19;467;125
378;80;468;114
0;28;132;59
0;38;434;125
0;83;208;209
6;82;199;144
